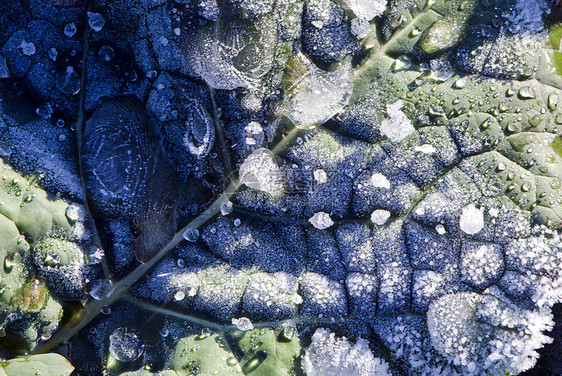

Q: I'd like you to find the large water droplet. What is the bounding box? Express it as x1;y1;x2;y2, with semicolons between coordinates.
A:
88;279;114;300
182;227;199;242
57;66;80;95
518;86;536;100
232;317;254;331
88;12;106;32
109;327;145;362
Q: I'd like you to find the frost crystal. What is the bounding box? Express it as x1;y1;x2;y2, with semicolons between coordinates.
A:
309;212;334;230
379;100;414;142
343;0;387;21
414;144;436;154
304;329;391;376
20;41;36;56
370;209;390;225
459;204;484;235
239;148;284;196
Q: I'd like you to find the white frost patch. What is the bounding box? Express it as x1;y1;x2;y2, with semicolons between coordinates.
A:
314;169;328;184
370;173;390;189
309;212;334;230
304;328;392;376
459;204;484;235
379;100;415;142
370;209;390;225
344;0;387;21
351;18;370;39
239;148;284;196
414;144;436;154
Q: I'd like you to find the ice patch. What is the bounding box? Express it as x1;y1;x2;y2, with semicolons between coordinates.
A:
414;144;436;154
239;148;284;196
460;204;484;235
379;100;415;142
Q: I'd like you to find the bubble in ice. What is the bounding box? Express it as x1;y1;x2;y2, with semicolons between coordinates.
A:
87;12;105;32
109;327;145;362
64;22;77;37
182;227;200;242
232;317;254;331
88;279;114;300
57;66;80;95
239;148;284;196
220;201;233;216
183;102;215;158
309;212;334;230
459;204;484;235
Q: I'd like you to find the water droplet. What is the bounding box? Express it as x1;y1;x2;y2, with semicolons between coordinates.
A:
280;324;296;341
35;103;54;119
101;305;111;314
88;279;114;300
548;93;558;111
226;357;238;367
57;66;80;95
529;116;542;128
109;327;145;362
232;317;254;331
87;12;106;32
182;228;199;242
518;86;536;100
521;182;531;192
159;328;169;337
454;78;468;89
506;87;516;97
56;119;65;128
234;218;241;227
393;55;411;71
64;23;77;37
98;46;114;62
177;258;185;268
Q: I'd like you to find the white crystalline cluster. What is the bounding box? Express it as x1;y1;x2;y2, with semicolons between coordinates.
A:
427;291;554;375
239;148;284;196
309;211;334;229
343;0;387;22
459;204;484;235
379;100;415;142
286;54;354;128
304;328;392;376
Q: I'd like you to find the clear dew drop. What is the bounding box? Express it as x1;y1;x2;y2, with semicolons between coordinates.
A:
64;23;77;37
548;92;558;111
88;279;114;300
182;227;199;242
101;305;111;315
393;55;412;71
518;86;536;100
232;317;254;331
35;103;54;119
87;12;106;32
98;46;114;61
57;66;80;95
109;327;145;362
453;78;468;89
